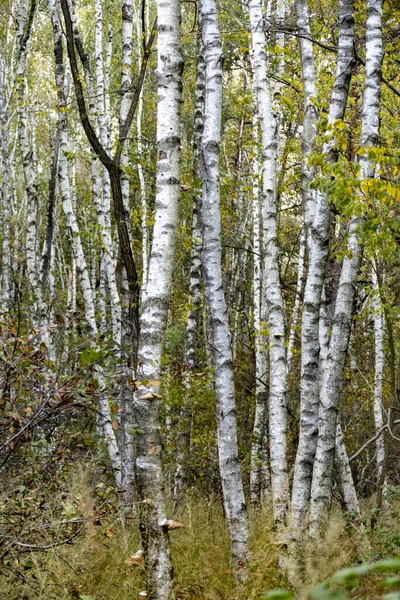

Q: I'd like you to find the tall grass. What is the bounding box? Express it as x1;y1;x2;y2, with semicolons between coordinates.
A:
1;468;398;599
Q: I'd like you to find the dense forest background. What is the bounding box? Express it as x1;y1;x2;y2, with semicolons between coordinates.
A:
1;0;400;598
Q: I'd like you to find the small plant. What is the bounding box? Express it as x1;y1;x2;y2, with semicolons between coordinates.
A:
260;558;400;600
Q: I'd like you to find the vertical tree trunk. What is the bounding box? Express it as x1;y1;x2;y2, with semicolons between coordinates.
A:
372;267;385;478
0;50;12;312
309;0;383;537
249;108;270;506
132;0;183;593
15;0;51;343
247;0;288;525
173;21;205;509
286;228;305;375
118;0;136;507
50;0;121;487
199;0;249;577
291;0;355;534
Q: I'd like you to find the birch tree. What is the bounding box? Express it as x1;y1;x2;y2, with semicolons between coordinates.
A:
173;22;205;508
291;0;355;534
199;0;249;576
372;267;385;478
14;0;51;347
131;0;183;593
309;0;383;537
48;0;121;486
0;48;12;312
247;0;288;525
249;109;270;505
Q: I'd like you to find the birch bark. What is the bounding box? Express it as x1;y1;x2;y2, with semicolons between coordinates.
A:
49;0;121;486
15;0;51;343
0;49;12;312
247;0;288;524
132;0;183;593
173;22;205;508
199;0;249;576
94;0;121;349
291;0;355;534
372;267;385;478
249;109;270;506
309;0;383;537
118;0;136;506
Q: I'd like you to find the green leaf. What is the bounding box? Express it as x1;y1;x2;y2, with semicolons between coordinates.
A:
373;559;400;572
380;576;400;588
331;564;370;585
382;593;400;600
260;589;293;600
309;584;348;600
79;595;95;600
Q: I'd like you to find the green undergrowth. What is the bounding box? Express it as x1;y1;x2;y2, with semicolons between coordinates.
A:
0;470;399;599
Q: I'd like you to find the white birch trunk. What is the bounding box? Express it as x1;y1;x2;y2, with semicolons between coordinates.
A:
133;2;149;290
15;0;51;343
334;422;361;515
286;228;305;375
247;0;288;525
118;0;136;507
94;0;121;348
291;0;355;534
132;0;183;594
49;0;121;487
173;23;205;508
0;50;12;312
309;0;383;537
249;109;270;505
372;267;385;478
199;0;249;576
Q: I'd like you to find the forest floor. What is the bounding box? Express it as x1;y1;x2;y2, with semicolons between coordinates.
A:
0;465;399;599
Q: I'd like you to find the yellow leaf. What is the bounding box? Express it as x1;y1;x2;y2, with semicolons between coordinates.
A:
148;446;156;455
105;529;115;538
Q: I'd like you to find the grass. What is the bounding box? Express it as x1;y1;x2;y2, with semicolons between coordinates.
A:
1;469;399;599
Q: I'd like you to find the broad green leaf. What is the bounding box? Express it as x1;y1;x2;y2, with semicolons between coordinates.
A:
373;559;400;572
380;576;400;588
309;584;348;600
331;564;370;585
260;589;293;599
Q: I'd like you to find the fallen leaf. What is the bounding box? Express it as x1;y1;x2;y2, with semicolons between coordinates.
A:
140;392;163;400
105;529;115;538
112;421;119;431
124;549;143;565
164;520;184;530
148;446;156;455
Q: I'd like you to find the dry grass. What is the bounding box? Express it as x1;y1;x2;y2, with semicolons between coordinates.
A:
1;468;397;600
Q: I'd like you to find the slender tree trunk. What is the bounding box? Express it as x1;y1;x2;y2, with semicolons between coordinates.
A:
249;108;270;506
309;0;383;537
248;0;288;525
173;22;205;509
291;0;355;534
199;0;249;577
286;228;305;375
372;267;385;478
0;49;12;312
49;0;121;486
132;0;183;593
15;0;51;343
118;0;136;507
